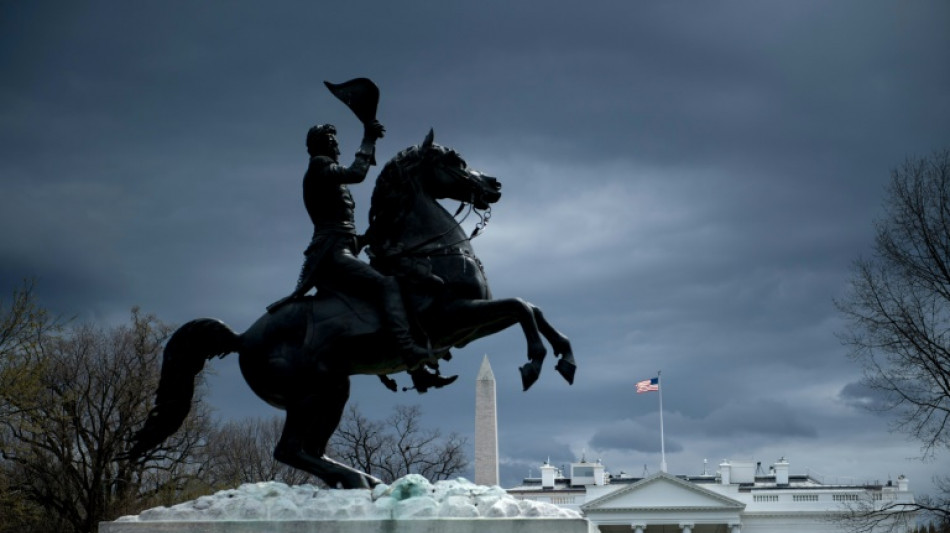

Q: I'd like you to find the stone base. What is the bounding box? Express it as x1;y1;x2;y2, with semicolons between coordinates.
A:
99;518;591;533
99;477;588;533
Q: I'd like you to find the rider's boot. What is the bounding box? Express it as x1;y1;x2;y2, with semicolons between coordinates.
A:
380;278;431;370
409;365;458;394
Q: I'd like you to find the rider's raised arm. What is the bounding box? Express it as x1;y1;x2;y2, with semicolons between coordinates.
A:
316;123;383;185
315;152;372;184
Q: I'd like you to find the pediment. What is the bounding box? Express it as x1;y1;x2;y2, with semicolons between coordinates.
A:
582;472;745;512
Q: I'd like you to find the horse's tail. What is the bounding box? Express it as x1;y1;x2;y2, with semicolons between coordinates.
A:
125;318;240;461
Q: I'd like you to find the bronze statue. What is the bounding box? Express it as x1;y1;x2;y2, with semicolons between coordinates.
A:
125;83;575;489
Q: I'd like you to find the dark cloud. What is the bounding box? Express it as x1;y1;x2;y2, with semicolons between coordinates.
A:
838;381;896;412
590;421;684;454
497;439;578;487
697;399;818;439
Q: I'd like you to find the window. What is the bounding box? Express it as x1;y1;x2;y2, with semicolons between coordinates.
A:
793;494;819;502
754;494;779;502
833;494;860;502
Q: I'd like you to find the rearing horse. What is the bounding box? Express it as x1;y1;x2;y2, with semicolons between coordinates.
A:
126;130;575;489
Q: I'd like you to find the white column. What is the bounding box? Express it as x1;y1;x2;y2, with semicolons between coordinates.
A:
474;355;499;486
679;523;694;533
728;522;742;533
631;524;646;533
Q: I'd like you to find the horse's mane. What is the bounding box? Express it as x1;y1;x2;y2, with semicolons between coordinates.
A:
366;142;456;258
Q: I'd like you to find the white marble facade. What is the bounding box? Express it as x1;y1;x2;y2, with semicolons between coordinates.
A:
508;458;915;533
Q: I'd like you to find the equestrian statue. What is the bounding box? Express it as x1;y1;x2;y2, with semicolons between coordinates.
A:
125;79;575;489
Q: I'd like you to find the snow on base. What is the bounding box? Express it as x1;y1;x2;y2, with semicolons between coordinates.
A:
117;475;581;522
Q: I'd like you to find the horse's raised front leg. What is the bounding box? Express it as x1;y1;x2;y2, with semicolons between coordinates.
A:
273;375;382;489
529;305;576;385
437;298;547;390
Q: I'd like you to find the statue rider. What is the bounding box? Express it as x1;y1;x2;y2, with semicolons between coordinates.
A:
267;117;455;392
285;121;430;358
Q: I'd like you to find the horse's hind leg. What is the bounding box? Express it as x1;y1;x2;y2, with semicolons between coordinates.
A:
273;376;381;489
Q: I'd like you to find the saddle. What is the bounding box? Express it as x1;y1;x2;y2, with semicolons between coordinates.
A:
267;286;455;393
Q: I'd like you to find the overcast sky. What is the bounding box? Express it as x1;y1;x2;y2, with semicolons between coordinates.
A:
2;1;949;496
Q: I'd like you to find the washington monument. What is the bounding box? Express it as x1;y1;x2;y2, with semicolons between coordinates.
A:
475;355;499;486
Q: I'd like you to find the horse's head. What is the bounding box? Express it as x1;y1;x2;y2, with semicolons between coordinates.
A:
368;131;502;257
411;129;502;209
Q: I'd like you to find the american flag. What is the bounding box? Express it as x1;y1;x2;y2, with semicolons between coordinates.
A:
636;377;659;393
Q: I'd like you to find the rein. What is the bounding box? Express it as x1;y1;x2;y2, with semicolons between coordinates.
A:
378;203;491;261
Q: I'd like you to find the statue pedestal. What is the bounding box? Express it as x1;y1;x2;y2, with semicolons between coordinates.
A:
99;476;589;533
100;518;590;533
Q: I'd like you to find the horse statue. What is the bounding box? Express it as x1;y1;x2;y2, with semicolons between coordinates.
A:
126;130;575;489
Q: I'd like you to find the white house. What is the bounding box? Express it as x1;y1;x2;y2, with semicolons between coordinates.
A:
507;457;915;532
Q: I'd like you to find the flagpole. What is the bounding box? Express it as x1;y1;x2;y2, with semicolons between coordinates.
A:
658;370;667;473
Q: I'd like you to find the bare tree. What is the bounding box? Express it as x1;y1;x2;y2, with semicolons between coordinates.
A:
0;280;63;532
0;279;60;416
204;416;319;486
330;404;468;484
0;286;214;533
837;148;950;526
836;492;922;533
203;405;468;488
836;480;949;533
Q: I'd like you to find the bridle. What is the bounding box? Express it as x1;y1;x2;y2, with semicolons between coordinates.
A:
440;164;493;239
374;158;493;261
